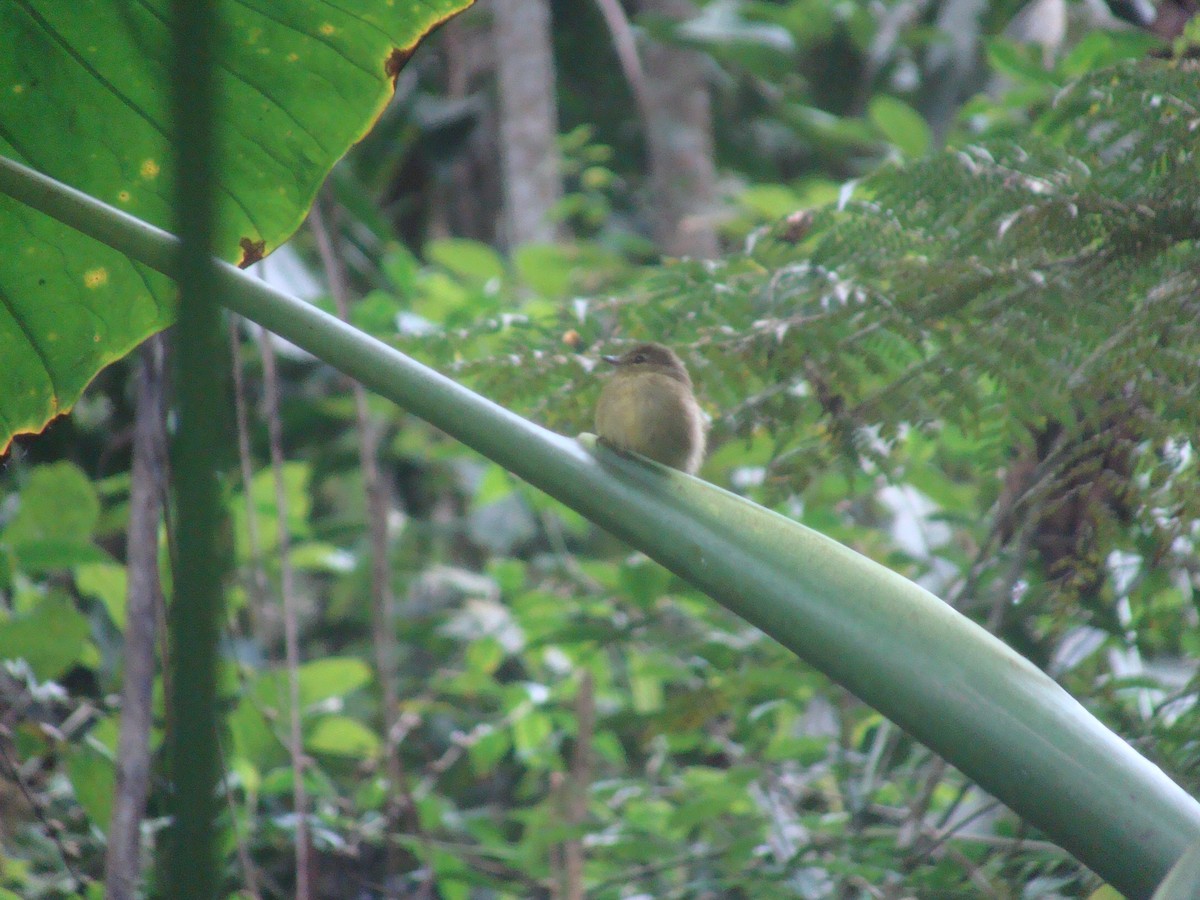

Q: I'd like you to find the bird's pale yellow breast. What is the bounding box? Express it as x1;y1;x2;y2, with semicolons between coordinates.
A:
595;369;706;472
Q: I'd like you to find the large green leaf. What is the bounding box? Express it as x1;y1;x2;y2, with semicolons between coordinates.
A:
0;0;469;452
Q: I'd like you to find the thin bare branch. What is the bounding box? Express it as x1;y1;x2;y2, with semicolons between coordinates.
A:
104;336;168;900
589;0;653;131
259;328;313;900
562;670;594;900
229;316;273;636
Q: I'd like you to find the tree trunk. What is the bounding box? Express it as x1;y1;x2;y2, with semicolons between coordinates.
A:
639;0;719;258
493;0;564;246
430;10;502;245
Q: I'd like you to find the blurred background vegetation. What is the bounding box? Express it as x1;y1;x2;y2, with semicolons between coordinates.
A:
2;0;1200;897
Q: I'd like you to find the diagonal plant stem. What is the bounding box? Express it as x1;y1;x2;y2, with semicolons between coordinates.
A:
2;154;1200;898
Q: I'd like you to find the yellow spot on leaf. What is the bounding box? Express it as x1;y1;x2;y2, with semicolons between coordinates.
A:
140;159;160;179
12;84;24;94
118;190;131;203
319;22;336;35
287;52;299;62
84;268;109;288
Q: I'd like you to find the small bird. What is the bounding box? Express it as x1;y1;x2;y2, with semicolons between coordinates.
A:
594;342;707;474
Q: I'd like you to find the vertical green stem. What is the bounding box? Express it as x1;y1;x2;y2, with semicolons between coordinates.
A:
167;1;225;897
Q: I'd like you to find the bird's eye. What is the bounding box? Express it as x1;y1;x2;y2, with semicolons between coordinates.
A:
632;353;646;363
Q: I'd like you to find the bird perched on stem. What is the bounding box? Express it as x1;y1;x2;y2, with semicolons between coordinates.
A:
594;342;707;474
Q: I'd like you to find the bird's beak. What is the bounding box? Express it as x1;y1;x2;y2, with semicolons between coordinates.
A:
601;355;620;365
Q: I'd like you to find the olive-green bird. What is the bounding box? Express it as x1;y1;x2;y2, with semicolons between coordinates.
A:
594;342;707;474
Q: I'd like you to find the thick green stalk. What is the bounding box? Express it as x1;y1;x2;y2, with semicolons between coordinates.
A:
1;154;1198;898
165;1;225;897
